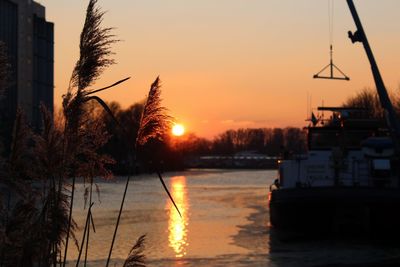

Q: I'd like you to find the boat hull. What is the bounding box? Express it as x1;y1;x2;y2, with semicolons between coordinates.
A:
269;187;400;237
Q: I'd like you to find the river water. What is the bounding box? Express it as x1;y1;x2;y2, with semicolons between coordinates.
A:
66;169;400;266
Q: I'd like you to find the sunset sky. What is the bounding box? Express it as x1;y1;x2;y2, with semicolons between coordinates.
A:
39;0;400;138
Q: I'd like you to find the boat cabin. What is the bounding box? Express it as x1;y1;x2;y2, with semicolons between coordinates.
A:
278;107;398;189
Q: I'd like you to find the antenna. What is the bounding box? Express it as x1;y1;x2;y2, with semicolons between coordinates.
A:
306;92;310;120
322;99;325;121
313;0;350;81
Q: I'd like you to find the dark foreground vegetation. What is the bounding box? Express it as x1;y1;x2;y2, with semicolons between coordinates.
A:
0;0;167;266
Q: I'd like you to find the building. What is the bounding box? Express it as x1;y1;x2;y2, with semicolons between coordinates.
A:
0;0;53;144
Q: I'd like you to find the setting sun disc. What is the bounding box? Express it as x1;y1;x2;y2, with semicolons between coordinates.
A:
172;124;185;136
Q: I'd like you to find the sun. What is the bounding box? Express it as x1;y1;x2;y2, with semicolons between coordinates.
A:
172;124;185;136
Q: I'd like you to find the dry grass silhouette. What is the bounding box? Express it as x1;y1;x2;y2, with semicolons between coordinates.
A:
123;235;146;267
62;0;124;265
0;108;79;266
70;0;116;91
0;0;176;266
0;0;125;265
136;77;171;146
106;77;173;266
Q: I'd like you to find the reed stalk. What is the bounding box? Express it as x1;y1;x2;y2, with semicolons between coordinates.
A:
84;176;94;266
61;0;124;265
62;177;75;267
105;174;131;267
106;77;180;265
75;202;93;267
157;171;182;218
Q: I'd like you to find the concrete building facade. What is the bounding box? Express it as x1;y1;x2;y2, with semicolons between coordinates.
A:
0;0;53;140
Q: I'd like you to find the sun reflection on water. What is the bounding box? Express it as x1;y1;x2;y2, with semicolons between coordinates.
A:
167;176;189;258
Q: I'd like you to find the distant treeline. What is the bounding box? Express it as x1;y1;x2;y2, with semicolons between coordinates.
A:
210;128;306;155
343;87;400;119
92;101;307;173
174;128;307;157
97;87;400;173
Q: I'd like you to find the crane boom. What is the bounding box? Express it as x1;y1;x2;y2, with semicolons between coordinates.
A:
346;0;400;145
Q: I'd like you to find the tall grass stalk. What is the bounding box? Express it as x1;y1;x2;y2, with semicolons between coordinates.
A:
106;77;179;266
62;176;75;266
61;0;126;265
75;203;93;267
105;174;131;267
84;176;94;266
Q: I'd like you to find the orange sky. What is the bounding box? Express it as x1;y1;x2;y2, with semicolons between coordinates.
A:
39;0;400;138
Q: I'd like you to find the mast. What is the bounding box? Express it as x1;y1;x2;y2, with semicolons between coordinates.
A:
346;0;400;144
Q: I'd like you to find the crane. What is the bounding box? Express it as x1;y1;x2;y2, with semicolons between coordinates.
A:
346;0;400;152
